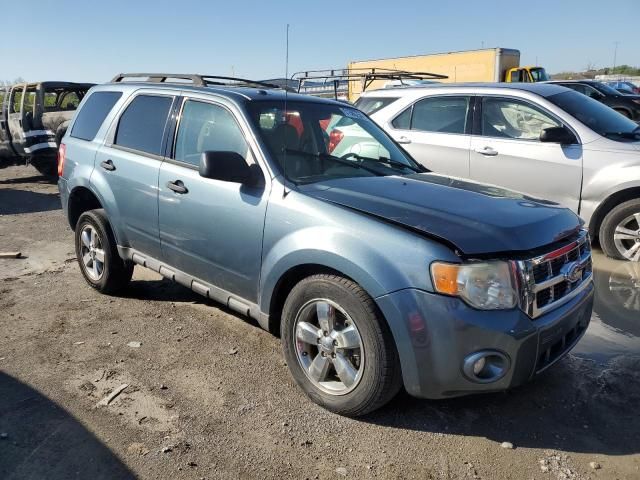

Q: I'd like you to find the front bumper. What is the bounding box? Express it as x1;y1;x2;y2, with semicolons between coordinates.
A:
375;281;593;399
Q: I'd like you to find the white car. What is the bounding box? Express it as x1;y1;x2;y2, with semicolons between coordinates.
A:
354;83;640;261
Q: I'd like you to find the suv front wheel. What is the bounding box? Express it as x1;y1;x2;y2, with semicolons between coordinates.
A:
281;274;401;416
75;209;134;293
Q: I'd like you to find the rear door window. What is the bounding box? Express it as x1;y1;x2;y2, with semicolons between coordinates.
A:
115;95;173;155
411;96;470;134
71;91;123;141
391;107;412;129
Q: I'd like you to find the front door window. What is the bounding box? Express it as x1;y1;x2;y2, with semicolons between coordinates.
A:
481;97;560;140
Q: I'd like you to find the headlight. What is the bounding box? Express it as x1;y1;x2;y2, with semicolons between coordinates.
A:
430;261;518;310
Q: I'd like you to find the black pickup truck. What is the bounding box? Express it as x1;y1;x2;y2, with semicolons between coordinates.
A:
0;81;94;175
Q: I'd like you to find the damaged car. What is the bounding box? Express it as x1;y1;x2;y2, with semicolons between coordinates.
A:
0;81;94;175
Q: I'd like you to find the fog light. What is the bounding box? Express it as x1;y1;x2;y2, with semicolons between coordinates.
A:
472;357;486;376
463;351;510;384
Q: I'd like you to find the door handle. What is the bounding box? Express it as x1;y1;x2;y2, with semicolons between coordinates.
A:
474;147;498;156
167;180;188;194
396;136;412;144
100;159;116;171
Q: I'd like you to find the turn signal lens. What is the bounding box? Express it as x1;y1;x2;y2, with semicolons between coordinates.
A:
430;263;460;295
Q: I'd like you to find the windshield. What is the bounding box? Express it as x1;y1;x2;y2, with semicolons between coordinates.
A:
247;100;423;184
547;90;640;140
591;82;621;96
530;68;549;82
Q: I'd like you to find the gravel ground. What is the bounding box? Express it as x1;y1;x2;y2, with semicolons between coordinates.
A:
1;164;639;479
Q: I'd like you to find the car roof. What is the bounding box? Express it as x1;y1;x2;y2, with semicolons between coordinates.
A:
361;82;570;98
101;81;348;106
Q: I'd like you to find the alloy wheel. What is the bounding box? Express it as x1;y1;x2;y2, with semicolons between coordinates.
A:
613;213;640;262
293;299;364;395
80;225;105;281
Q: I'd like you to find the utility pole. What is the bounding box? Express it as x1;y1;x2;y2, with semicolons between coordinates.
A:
613;41;619;72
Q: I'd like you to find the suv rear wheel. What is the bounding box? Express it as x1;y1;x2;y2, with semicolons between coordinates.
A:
599;199;640;262
281;274;401;416
75;209;134;293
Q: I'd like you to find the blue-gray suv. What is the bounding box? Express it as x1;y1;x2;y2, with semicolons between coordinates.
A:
58;73;594;416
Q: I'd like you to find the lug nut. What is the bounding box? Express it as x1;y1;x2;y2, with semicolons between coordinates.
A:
333;340;338;346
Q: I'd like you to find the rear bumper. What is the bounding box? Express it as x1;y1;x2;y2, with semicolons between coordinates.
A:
58;177;70;217
375;282;593;399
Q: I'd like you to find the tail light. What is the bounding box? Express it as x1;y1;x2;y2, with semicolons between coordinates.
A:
57;143;66;177
328;129;344;153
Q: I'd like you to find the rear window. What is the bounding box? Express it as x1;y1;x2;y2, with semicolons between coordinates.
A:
353;97;398;115
114;95;173;155
70;91;122;141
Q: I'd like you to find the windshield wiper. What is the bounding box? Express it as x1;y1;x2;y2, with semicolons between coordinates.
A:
282;149;385;176
341;152;424;173
378;156;426;173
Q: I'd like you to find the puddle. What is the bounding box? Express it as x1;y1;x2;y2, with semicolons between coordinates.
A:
572;250;640;362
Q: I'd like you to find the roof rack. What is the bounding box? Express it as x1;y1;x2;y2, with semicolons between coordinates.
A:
291;68;449;99
110;73;280;90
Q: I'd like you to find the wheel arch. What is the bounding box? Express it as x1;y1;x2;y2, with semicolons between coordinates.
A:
589;186;640;239
67;186;103;231
266;263;354;336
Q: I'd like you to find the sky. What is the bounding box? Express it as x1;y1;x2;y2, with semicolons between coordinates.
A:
2;0;638;84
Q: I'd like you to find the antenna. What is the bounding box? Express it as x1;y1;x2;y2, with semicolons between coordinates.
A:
282;23;290;198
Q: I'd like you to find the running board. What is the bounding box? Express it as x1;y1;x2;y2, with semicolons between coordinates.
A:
117;246;268;330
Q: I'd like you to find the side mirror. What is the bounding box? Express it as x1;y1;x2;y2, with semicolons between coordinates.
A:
540;126;576;145
199;151;256;185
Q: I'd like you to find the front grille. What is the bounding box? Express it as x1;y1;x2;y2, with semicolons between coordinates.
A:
517;230;593;319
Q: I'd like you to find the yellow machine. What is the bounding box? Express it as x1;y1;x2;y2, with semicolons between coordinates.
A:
505;66;550;83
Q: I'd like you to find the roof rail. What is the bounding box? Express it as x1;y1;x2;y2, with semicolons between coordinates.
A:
110;73;280;90
291;68;449;99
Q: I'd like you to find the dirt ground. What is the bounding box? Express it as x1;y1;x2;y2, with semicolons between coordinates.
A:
1;164;639;480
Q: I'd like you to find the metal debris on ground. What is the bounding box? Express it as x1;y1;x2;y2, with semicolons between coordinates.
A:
0;252;21;259
127;341;142;348
96;383;129;407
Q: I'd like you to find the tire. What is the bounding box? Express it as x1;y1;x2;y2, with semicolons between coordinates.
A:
75;209;134;294
281;274;401;416
30;155;57;177
599;198;640;261
55;125;67;147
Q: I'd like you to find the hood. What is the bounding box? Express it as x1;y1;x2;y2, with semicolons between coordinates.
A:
300;174;582;256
